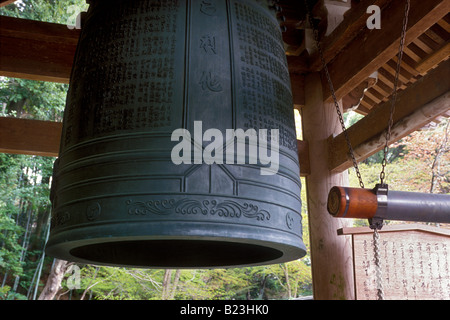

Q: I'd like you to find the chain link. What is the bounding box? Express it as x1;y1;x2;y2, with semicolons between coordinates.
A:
373;228;384;300
380;0;411;185
303;0;365;189
374;0;410;300
305;0;411;301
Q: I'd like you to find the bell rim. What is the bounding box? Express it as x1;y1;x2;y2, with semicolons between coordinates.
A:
46;221;306;268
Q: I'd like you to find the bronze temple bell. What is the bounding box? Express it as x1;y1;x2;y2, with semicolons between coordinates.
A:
46;0;307;268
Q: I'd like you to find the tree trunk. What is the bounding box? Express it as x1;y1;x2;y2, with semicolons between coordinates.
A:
282;264;292;299
38;259;68;300
258;275;268;299
162;269;181;300
168;269;181;300
12;205;33;292
161;269;172;300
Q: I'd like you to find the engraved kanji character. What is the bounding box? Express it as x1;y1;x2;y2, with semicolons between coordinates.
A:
200;0;216;16
199;71;223;92
200;35;217;54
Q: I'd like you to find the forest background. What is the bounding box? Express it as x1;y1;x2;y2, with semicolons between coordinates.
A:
1;0;449;300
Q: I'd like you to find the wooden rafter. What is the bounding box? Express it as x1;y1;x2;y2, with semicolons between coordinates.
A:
352;14;449;115
0;16;79;83
0;117;62;157
328;59;450;172
415;41;450;73
290;73;305;108
0;0;15;8
0;3;448;178
321;0;450;103
297;139;310;176
0;15;308;106
0;115;312;176
308;0;391;72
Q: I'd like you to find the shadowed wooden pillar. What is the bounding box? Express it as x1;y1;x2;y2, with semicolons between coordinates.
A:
302;73;354;300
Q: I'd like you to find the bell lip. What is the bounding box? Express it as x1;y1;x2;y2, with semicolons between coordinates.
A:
45;222;307;268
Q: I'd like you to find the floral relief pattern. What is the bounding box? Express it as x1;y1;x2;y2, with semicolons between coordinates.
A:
126;199;270;221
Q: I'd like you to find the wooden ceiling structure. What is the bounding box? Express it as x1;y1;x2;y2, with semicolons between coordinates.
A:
0;0;448;174
0;0;449;300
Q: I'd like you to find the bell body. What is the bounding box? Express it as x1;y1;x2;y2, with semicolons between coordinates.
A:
46;0;306;268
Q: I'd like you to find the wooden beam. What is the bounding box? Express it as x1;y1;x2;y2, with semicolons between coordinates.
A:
297;139;311;177
350;92;449;166
322;0;450;102
0;117;312;177
0;14;311;87
287;55;309;75
0;117;61;157
0;16;79;83
0;15;310;107
308;0;391;72
415;41;450;74
290;73;305;108
0;0;15;7
328;59;450;172
302;73;354;300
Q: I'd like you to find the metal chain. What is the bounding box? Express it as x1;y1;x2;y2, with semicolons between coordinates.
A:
380;0;411;186
305;0;411;301
303;0;365;189
373;0;410;301
373;228;384;300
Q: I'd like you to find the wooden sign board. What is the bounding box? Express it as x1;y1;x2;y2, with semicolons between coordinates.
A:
339;224;450;300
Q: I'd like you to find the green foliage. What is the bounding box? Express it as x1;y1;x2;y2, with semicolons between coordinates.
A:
0;78;67;121
61;262;312;300
343;111;363;128
76;267;156;300
0;4;71;295
1;0;447;301
1;0;312;301
1;0;86;118
0;153;54;298
349;119;450;194
0;211;24;277
348;118;449;228
0;285;27;300
0;0;89;24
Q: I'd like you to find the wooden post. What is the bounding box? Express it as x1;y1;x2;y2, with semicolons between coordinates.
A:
301;73;354;300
